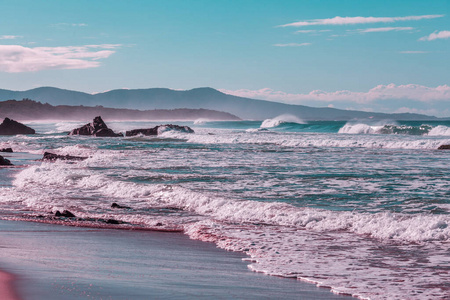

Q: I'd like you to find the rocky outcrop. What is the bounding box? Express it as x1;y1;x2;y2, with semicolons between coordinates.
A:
438;144;450;150
42;152;87;161
0;148;13;152
69;116;123;137
111;202;131;209
0;118;35;135
55;210;76;217
125;124;194;137
0;155;13;166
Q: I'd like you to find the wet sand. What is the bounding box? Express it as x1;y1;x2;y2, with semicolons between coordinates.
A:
0;220;352;299
0;270;21;300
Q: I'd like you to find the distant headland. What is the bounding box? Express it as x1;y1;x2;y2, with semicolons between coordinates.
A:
0;87;444;120
0;99;240;121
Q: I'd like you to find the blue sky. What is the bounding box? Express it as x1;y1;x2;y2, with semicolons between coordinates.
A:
0;0;449;116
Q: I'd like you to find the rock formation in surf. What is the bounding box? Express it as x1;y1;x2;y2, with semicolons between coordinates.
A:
438;144;450;150
69;116;123;137
55;210;76;218
125;124;194;137
111;202;131;209
0;118;36;135
42;152;87;161
0;148;13;152
0;155;13;166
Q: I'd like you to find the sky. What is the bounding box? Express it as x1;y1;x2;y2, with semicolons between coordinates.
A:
0;0;449;116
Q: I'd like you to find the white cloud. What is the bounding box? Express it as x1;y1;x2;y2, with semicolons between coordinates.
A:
0;35;22;40
273;43;311;47
0;44;120;72
356;27;414;33
219;84;450;104
279;15;444;27
419;30;450;41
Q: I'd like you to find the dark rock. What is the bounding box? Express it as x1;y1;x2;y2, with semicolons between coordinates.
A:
105;219;122;224
55;210;76;218
0;155;13;166
125;127;158;136
42;152;87;161
0;148;13;152
111;202;131;209
69;116;123;137
155;222;163;226
125;124;194;137
438;144;450;150
0;118;35;135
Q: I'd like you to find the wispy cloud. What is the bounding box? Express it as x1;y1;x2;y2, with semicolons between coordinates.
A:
273;43;311;47
419;30;450;41
295;30;331;34
355;27;414;33
51;23;88;28
0;35;22;40
220;84;450;104
0;44;120;72
279;15;444;27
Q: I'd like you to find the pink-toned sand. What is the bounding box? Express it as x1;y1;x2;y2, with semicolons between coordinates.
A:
0;219;352;299
0;270;20;300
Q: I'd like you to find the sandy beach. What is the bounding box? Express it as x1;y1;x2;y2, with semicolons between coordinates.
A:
0;220;352;299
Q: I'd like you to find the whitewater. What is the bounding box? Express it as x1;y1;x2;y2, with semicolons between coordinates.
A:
0;118;449;299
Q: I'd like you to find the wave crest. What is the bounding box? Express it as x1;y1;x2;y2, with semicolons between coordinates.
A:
260;114;305;128
339;121;449;136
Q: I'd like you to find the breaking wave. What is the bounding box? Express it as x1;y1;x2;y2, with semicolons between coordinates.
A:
260;114;305;129
339;122;450;136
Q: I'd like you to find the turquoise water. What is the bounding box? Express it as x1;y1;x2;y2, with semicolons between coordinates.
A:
0;117;449;299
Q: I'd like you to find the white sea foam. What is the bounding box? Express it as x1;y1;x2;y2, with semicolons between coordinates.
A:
428;125;450;136
8;158;449;244
338;123;384;134
260;114;305;128
182;130;448;150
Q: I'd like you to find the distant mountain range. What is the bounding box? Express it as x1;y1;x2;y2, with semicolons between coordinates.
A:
0;99;240;121
0;86;440;120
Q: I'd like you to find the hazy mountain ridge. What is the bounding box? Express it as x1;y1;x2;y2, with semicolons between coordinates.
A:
0;86;440;120
0;99;240;121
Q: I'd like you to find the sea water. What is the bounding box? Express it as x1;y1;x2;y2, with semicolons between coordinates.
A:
0;117;449;299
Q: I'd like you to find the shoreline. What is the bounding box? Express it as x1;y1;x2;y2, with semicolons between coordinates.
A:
0;219;353;299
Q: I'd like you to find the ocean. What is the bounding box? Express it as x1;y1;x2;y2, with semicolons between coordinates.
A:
0;116;449;299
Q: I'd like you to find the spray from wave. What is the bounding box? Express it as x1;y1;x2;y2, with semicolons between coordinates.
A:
260;114;306;129
194;118;209;125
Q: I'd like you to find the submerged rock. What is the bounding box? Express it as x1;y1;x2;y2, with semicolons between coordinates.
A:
42;152;87;161
0;118;35;135
69;116;123;137
111;202;131;209
105;218;123;224
438;144;450;150
125;124;194;137
0;148;13;152
55;210;76;218
0;155;13;166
